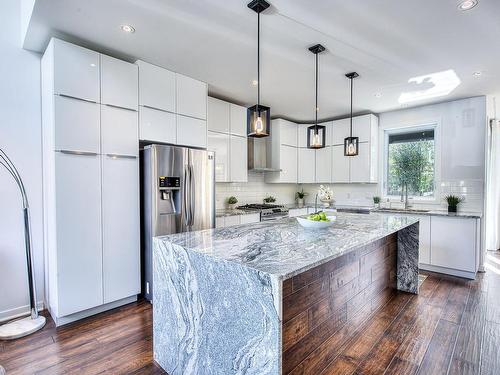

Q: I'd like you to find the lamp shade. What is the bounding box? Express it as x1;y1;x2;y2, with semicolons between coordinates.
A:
247;105;270;138
344;136;359;156
307;125;326;149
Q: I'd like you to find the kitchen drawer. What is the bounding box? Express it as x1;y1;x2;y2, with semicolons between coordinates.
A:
239;213;260;224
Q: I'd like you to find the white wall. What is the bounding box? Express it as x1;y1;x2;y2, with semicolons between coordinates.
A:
378;97;486;212
0;0;43;321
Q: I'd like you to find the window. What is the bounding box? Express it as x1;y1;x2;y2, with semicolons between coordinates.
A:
386;128;435;197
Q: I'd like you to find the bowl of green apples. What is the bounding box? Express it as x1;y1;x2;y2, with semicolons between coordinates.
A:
296;211;336;229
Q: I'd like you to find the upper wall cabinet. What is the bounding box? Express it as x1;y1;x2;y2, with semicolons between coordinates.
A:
230;104;247;137
101;55;138;111
207;97;248;182
53;39;100;103
176;74;207;120
208;97;230;133
266;119;298;183
136;60;176;113
332;114;377;145
331;114;378;183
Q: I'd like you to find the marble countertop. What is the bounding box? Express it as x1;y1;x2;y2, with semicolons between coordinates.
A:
155;212;420;280
215;208;260;218
374;208;482;218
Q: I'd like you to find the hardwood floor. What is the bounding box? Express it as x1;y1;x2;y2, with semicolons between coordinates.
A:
1;253;500;375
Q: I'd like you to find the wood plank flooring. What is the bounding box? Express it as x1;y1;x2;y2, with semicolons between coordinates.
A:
2;252;500;375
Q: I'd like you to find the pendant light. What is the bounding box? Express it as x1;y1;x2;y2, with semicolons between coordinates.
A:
247;0;270;138
344;72;359;156
307;44;326;149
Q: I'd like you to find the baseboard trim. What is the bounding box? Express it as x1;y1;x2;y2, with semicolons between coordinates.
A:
419;264;476;279
51;295;138;326
0;301;45;323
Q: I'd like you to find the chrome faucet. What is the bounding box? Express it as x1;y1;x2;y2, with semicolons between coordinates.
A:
401;183;411;210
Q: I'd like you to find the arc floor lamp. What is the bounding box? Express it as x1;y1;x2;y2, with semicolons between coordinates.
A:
0;148;45;340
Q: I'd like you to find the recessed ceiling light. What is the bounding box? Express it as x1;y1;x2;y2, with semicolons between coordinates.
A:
120;24;135;33
473;71;482;77
374;92;382;98
251;80;258;86
458;0;478;11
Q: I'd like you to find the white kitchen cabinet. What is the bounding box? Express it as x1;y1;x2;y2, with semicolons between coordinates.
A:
430;217;477;273
332;118;350;145
230;135;248;182
177;115;207;148
298;148;316;183
315;146;332;183
139;107;176;144
101;55;138;111
176;73;207;120
207;131;230;182
208;97;230;133
275;119;298;147
418;216;431;265
332;145;350;183
332;115;377;145
55;151;103;316
101;105;138;156
136;60;176;113
239;213;261;225
224;215;240;227
52;39;100;103
217;214;260;228
349;143;370;183
230;104;247;137
54;95;100;153
297;123;310;148
266;119;298;183
102;155;140;303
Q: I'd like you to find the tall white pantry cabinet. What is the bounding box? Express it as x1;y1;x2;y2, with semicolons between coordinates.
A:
41;38;140;325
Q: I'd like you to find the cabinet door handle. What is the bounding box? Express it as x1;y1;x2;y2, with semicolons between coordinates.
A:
141;105;173;114
105;154;137;159
58;150;99;156
103;103;137;112
58;94;97;104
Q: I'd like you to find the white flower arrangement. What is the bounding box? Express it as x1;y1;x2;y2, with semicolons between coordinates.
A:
318;185;334;201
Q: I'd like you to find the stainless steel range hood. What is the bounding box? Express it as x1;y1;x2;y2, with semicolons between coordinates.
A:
247;137;282;173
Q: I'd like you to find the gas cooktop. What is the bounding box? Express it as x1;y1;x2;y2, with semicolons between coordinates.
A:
236;204;289;221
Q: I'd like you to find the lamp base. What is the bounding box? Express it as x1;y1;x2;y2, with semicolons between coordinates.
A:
0;315;46;340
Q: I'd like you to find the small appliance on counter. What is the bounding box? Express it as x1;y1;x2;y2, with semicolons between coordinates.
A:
237;203;289;221
142;144;215;301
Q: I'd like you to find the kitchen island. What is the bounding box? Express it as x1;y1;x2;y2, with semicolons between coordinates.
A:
153;212;420;375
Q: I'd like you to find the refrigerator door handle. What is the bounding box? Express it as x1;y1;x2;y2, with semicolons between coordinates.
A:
183;165;190;227
189;164;195;227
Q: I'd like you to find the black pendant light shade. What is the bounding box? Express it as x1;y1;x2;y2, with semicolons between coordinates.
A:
344;72;359;156
307;44;326;149
247;104;270;137
247;0;271;138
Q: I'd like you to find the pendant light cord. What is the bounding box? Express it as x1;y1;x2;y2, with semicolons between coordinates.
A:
315;52;318;133
349;76;353;137
257;11;260;115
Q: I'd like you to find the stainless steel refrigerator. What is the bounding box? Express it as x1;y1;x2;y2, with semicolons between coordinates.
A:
142;144;215;301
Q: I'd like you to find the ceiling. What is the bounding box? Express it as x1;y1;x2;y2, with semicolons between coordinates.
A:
23;0;500;122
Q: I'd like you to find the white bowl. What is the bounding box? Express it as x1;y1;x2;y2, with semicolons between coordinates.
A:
296;216;336;229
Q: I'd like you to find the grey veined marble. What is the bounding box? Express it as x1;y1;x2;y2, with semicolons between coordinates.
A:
153;239;281;375
153;212;420;374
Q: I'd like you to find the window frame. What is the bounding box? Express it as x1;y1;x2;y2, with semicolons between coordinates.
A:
383;121;441;202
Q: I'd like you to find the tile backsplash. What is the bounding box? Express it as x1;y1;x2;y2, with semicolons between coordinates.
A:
216;172;298;209
216;176;483;213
